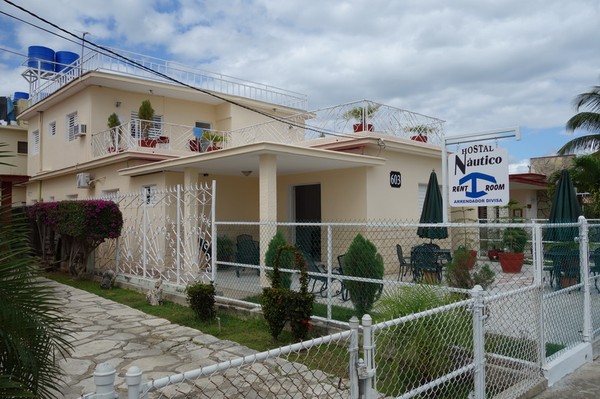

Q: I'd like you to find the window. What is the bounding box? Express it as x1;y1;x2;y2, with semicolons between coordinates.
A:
101;189;120;200
66;112;78;141
31;130;40;154
195;121;211;130
131;111;163;139
17;141;27;154
142;185;157;205
48;121;56;136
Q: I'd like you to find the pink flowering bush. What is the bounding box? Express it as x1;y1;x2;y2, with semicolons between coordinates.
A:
29;200;123;277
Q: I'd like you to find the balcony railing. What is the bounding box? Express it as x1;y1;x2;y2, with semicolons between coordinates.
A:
91;120;230;158
229;100;446;146
24;48;308;109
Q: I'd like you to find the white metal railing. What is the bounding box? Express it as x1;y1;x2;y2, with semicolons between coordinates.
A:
91;119;230;157
228;100;446;145
25;48;308;109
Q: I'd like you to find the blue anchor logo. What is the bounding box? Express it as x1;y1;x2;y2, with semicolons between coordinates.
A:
459;172;497;198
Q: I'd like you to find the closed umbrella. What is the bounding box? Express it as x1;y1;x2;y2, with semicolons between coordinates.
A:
417;170;448;240
545;169;582;242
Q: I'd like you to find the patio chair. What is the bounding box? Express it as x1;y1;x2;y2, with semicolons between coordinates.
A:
236;235;260;277
411;244;442;283
304;251;342;298
547;243;580;290
396;244;410;281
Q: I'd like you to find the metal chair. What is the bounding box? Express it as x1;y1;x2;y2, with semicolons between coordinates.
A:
591;247;600;293
236;234;260;277
411;244;442;283
304;252;342;298
396;244;410;281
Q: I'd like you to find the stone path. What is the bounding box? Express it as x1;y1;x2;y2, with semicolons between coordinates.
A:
53;280;261;397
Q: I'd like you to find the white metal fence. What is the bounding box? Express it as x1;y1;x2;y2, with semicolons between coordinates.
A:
87;185;600;398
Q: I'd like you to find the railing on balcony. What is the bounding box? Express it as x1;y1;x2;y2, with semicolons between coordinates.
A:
91;120;230;158
228;100;446;146
24;48;308;109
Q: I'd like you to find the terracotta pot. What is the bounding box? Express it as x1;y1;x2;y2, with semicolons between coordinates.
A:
498;252;524;273
423;271;438;284
411;135;428;142
189;139;201;152
560;276;577;288
139;139;157;148
353;123;374;132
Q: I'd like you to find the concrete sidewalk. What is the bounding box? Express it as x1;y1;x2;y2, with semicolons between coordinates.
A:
534;357;600;399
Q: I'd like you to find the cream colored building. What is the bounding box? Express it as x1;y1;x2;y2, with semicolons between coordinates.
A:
18;49;446;226
0;122;29;207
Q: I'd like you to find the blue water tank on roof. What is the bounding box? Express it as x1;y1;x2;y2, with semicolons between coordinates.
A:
27;46;55;71
13;92;29;100
55;51;79;72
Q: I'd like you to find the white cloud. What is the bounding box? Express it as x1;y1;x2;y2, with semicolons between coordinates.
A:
1;0;599;161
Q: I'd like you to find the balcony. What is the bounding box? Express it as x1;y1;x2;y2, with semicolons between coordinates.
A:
91;101;445;158
24;48;308;109
229;100;445;146
91;120;231;158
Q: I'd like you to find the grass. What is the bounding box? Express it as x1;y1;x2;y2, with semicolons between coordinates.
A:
243;294;357;322
45;272;301;352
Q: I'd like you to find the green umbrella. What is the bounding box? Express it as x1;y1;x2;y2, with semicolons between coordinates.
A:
417;170;448;240
545;169;582;242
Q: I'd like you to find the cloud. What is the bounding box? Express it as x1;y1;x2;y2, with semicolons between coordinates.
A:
1;0;599;164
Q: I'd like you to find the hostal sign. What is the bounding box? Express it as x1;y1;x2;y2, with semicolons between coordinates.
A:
448;143;509;207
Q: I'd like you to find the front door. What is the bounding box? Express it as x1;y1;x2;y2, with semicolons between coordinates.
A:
294;184;321;260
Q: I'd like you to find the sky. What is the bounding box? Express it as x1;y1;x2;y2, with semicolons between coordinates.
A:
1;0;599;173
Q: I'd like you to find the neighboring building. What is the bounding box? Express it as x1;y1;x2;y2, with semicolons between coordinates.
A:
0;116;29;208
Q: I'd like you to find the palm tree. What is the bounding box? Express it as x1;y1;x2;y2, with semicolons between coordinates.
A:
559;83;600;154
0;146;72;398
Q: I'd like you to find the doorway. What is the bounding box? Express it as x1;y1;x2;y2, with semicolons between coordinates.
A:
294;184;321;260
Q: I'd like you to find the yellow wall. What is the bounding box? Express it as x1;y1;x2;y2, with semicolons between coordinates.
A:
0;125;28;175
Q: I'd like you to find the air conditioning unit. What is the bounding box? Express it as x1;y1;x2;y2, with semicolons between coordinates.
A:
76;173;90;188
74;124;87;137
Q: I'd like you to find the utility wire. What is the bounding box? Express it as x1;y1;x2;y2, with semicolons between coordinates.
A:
3;0;358;140
0;46;27;58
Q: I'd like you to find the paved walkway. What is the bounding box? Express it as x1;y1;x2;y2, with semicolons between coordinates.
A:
533;357;600;399
53;280;259;398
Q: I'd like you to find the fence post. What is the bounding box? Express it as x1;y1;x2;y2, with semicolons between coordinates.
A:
359;314;375;399
326;225;333;321
211;180;217;282
533;221;547;369
176;184;181;285
126;366;143;399
579;216;592;343
89;362;117;398
471;285;486;399
348;316;360;399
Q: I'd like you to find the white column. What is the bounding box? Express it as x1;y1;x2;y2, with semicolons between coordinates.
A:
183;168;199;278
259;154;277;287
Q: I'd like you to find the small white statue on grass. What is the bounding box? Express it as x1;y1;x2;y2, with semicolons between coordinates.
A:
146;280;163;306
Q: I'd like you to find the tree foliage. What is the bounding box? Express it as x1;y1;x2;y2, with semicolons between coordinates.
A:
0;203;72;398
560;83;600;155
344;234;384;316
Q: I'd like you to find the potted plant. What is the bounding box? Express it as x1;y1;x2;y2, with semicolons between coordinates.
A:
137;99;156;147
498;227;528;273
200;130;224;151
343;104;380;132
405;125;434;143
107;113;121;152
451;207;478;268
487;241;503;261
216;235;235;262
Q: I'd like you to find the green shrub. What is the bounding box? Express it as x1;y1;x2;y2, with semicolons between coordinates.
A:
375;285;472;396
343;234;384;316
265;231;293;289
502;227;528;253
185;281;216;321
446;247;495;291
261;245;314;340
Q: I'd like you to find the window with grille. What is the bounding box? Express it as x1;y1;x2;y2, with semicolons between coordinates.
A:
66;112;78;141
31;130;40;154
17;141;27;154
131;111;163;139
48;121;56;136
